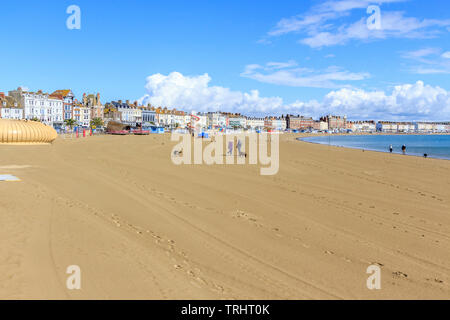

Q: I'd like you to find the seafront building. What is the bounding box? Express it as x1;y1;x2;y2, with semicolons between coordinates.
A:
109;100;142;126
348;121;377;133
321;115;347;131
155;107;171;127
0;92;23;120
377;121;398;133
286;115;314;130
415;122;450;133
265;116;287;131
227;113;247;128
51;90;75;121
140;106;157;125
72;100;91;127
82;93;104;121
246;117;265;130
207;112;228;128
1;86;450;133
8;88;64;128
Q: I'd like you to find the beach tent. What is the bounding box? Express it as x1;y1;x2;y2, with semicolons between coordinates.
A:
149;126;165;134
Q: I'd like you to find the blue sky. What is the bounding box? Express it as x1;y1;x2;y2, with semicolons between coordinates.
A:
0;0;449;120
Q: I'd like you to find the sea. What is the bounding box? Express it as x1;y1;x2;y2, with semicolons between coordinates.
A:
299;134;450;160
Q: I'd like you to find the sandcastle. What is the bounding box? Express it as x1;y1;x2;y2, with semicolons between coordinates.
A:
0;119;58;144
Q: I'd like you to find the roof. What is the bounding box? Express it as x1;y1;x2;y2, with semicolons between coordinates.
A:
51;89;72;97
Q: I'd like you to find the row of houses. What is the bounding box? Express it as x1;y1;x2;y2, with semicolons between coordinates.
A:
286;115;450;133
1;87;449;133
377;121;450;133
0;88;104;128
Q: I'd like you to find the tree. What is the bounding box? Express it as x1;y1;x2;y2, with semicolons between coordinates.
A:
30;117;41;122
90;117;104;128
64;119;76;129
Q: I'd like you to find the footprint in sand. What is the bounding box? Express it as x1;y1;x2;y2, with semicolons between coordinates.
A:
392;271;408;278
372;262;384;267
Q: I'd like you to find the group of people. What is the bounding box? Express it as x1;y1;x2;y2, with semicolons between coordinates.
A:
227;139;246;157
389;144;428;158
389;144;407;155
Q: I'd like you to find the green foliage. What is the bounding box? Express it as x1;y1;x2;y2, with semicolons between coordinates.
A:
64;118;76;128
90;117;104;128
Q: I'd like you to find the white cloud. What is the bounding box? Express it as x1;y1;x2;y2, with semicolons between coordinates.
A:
402;48;441;60
138;72;284;114
240;61;370;88
319;81;450;119
265;0;450;48
138;72;450;120
265;60;298;69
300;12;450;48
402;48;450;74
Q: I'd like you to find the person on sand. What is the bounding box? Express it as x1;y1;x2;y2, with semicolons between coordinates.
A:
389;145;393;153
236;139;242;155
402;144;406;155
227;141;233;156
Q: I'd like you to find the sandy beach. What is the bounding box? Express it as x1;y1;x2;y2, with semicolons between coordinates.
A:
0;133;449;300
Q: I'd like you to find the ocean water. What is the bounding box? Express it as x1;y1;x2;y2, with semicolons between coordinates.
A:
300;135;450;160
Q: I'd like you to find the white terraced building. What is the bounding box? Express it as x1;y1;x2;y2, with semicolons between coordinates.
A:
207;112;228;128
8;88;63;127
246;117;265;129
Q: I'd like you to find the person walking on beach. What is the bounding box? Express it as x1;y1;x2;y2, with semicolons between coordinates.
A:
236;139;242;156
227;141;233;156
389;144;393;153
402;144;406;155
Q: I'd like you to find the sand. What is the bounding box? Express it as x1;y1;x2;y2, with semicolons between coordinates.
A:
0;133;449;300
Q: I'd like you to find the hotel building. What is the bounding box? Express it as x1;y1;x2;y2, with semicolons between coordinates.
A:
227;114;247;128
207;112;228;128
82;93;104;121
73;101;91;127
264;116;286;131
349;121;377;132
51;90;75;121
286;115;314;130
140;106;157;124
8;88;63;127
0;92;23;120
246;117;265;130
321;115;347;131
